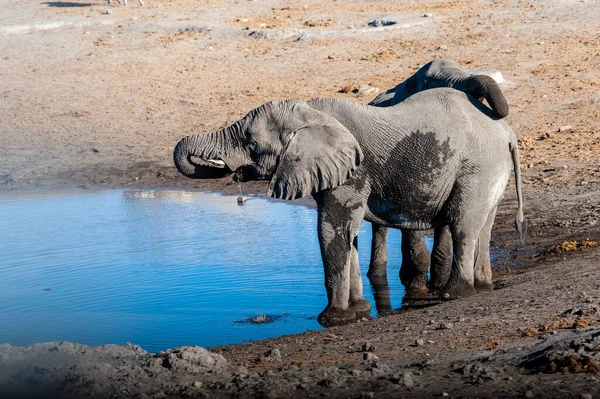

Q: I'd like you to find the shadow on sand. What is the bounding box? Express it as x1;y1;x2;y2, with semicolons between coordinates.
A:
42;2;94;7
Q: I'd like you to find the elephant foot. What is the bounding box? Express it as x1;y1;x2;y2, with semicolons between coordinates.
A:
404;286;429;300
441;281;477;300
366;262;387;279
349;298;371;315
428;274;450;291
474;281;494;293
317;306;356;326
400;266;429;291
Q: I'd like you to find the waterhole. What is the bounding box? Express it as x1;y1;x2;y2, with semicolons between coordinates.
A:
0;189;431;353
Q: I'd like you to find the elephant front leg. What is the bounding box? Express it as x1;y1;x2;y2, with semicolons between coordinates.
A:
367;224;388;278
349;236;372;316
474;207;497;292
429;226;452;290
399;230;430;293
315;193;368;326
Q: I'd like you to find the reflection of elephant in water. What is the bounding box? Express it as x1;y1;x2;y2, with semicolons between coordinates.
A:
366;59;510;295
174;88;524;325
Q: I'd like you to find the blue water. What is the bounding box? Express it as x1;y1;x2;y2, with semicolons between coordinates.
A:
0;189;431;353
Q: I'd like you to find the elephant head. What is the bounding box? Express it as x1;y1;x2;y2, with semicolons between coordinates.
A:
174;100;363;200
370;59;509;118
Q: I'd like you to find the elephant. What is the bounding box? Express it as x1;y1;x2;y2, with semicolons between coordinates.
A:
366;59;509;295
173;88;524;325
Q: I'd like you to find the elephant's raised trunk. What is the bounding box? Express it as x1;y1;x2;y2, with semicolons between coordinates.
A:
173;128;238;179
458;75;509;119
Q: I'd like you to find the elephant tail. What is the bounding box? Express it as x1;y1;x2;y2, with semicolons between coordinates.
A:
510;139;526;243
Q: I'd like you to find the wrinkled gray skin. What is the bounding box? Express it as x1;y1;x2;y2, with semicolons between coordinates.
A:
367;59;510;294
173;89;524;325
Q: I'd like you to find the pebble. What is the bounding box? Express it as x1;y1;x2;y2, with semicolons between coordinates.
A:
553;164;568;171
438;45;448;50
416;338;426;347
525;391;534;398
103;9;112;14
355;85;380;97
424;13;433;17
91;147;99;153
264;348;282;362
402;372;416;388
362;342;377;352
558;125;572;132
192;381;202;388
580;394;592;399
368;19;397;27
442;393;449;397
439;322;454;329
528;163;534;168
363;352;379;360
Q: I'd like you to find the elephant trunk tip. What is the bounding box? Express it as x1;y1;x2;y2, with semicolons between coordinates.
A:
470;74;509;119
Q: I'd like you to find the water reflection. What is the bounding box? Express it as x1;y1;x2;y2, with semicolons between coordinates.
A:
0;189;432;352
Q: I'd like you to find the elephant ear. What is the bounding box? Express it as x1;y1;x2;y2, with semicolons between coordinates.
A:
267;105;363;200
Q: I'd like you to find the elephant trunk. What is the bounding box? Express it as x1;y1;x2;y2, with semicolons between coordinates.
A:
173;127;240;179
456;75;509;118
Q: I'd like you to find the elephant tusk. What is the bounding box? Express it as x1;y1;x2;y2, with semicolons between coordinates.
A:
207;159;226;167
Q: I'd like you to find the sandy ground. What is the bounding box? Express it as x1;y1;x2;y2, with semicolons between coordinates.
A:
1;0;600;397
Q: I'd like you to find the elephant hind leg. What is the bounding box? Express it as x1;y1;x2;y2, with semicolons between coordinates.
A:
429;226;452;291
441;223;480;300
474;207;497;292
399;230;430;292
367;224;388;278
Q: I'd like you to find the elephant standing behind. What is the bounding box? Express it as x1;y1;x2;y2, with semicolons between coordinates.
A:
173;88;524;325
366;59;510;294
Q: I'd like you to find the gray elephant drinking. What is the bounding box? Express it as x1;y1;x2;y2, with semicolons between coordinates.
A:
366;59;510;294
173;88;524;325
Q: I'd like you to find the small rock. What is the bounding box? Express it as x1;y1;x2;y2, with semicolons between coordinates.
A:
237;195;247;205
363;352;379;361
236;18;249;23
264;348;282;362
362;342;377;352
553;164;568;171
424;13;433;17
428;319;436;325
103;9;112;15
416;338;426;347
541;177;549;183
525;391;534;398
439;322;454;330
527;163;534;168
538;41;545;45
355;85;380;96
192;381;202;388
368;19;397;27
580;394;592;399
438;45;448;50
442;393;449;397
558;125;572;132
402;372;416;388
91;147;99;153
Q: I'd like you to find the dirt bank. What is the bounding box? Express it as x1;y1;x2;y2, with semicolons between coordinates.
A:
1;0;599;397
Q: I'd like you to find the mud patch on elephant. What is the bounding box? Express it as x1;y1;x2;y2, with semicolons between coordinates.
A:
388;130;454;200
